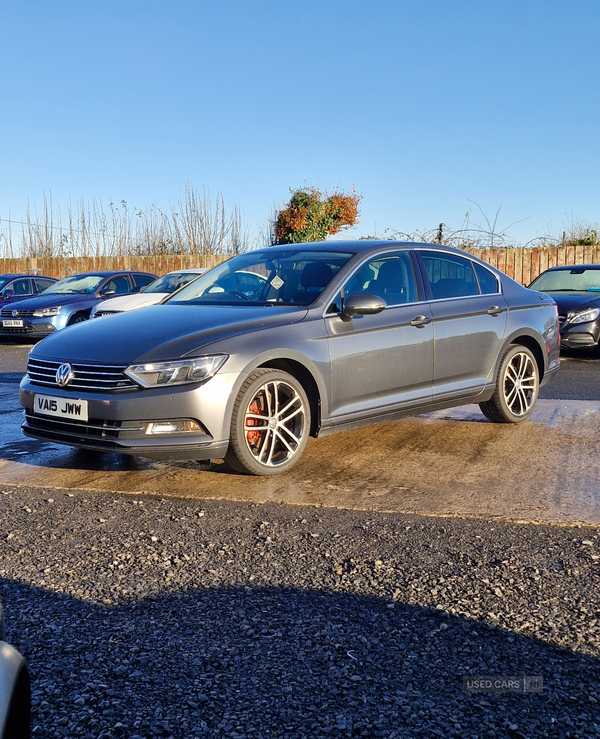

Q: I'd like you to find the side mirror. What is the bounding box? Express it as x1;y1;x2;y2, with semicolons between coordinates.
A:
2;288;14;299
100;289;115;297
341;293;386;322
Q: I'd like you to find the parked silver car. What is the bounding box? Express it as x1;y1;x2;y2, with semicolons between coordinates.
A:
0;602;30;739
90;268;209;318
20;241;560;475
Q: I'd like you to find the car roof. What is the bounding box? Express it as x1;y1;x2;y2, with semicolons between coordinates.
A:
545;264;600;271
254;240;488;259
164;268;209;275
59;270;155;277
0;273;56;279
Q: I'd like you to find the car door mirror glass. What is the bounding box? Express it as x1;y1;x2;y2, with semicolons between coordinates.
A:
341;293;386;321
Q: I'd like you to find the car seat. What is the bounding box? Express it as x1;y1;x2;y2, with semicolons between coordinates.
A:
291;263;333;303
369;259;412;304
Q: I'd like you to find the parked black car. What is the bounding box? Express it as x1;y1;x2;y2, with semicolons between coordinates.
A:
0;273;57;306
529;265;600;351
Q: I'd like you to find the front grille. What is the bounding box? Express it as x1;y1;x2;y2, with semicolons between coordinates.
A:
0;325;35;334
93;311;121;318
1;308;35;317
28;358;138;392
24;411;125;448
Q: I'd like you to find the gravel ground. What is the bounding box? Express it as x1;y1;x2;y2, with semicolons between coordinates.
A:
0;485;599;739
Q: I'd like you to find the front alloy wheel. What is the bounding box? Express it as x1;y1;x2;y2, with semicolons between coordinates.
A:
225;369;311;475
480;344;540;423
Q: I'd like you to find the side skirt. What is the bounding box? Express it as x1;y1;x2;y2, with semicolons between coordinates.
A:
317;390;495;437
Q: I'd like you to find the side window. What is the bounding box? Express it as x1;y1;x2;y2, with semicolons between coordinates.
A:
11;278;32;296
474;263;499;295
342;251;418;306
133;273;156;291
419;251;480;299
34;278;55;292
102;276;131;295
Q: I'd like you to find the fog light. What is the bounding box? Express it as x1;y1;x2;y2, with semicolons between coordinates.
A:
145;420;202;435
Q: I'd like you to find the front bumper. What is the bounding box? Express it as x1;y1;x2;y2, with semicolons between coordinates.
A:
0;321;56;337
20;371;240;460
560;319;600;349
0;311;75;336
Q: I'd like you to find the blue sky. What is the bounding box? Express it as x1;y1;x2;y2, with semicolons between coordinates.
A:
1;0;599;246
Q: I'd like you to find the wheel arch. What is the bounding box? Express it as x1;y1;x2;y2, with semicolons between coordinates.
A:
67;310;90;325
504;333;546;382
256;357;322;437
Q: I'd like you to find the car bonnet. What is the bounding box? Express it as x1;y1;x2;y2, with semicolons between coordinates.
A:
30;303;309;364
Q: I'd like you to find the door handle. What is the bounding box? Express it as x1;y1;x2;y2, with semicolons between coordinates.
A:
410;315;432;327
486;305;504;316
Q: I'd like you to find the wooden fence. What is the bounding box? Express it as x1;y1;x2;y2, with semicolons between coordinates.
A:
2;244;600;284
0;253;227;280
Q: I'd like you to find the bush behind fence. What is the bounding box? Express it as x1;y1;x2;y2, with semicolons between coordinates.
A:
3;243;600;284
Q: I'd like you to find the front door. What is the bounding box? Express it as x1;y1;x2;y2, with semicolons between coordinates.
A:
325;250;434;422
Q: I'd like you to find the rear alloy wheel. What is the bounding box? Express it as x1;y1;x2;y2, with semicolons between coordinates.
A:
224;369;310;475
479;344;539;423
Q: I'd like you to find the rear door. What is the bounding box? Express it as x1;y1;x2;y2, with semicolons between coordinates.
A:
415;249;508;400
325;249;434;422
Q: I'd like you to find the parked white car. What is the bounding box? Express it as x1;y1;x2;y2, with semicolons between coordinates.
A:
0;602;30;739
90;268;208;318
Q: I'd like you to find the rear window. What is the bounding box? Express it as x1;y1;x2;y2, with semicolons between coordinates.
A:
474;263;499;294
419;251;480;299
132;273;156;291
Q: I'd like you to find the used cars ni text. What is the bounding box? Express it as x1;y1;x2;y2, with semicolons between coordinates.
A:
528;264;600;351
20;241;560;475
1;270;156;338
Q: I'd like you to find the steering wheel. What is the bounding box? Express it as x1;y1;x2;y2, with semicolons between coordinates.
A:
226;290;252;301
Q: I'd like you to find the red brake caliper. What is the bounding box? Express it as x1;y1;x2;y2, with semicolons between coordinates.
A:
246;398;264;447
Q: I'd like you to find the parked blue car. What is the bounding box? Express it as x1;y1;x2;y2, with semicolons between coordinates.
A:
0;273;57;306
0;270;156;338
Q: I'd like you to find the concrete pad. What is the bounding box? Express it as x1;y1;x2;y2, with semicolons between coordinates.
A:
0;379;598;527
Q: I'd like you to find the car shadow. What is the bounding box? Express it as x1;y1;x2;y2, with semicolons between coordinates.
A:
1;581;598;738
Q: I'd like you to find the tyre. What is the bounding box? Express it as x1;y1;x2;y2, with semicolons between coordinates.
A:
224;368;311;475
68;313;88;325
479;344;539;423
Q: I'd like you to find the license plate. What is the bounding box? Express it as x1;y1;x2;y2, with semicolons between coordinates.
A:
2;320;23;327
34;394;89;421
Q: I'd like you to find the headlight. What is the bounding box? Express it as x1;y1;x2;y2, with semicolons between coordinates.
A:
567;308;600;325
125;355;228;387
32;306;62;317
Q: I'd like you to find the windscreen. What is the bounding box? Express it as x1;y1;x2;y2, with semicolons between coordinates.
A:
43;275;105;294
144;272;204;294
530;268;600;292
168;249;355;306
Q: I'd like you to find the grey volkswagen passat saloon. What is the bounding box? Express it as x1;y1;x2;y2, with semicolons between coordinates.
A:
20;242;560;475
